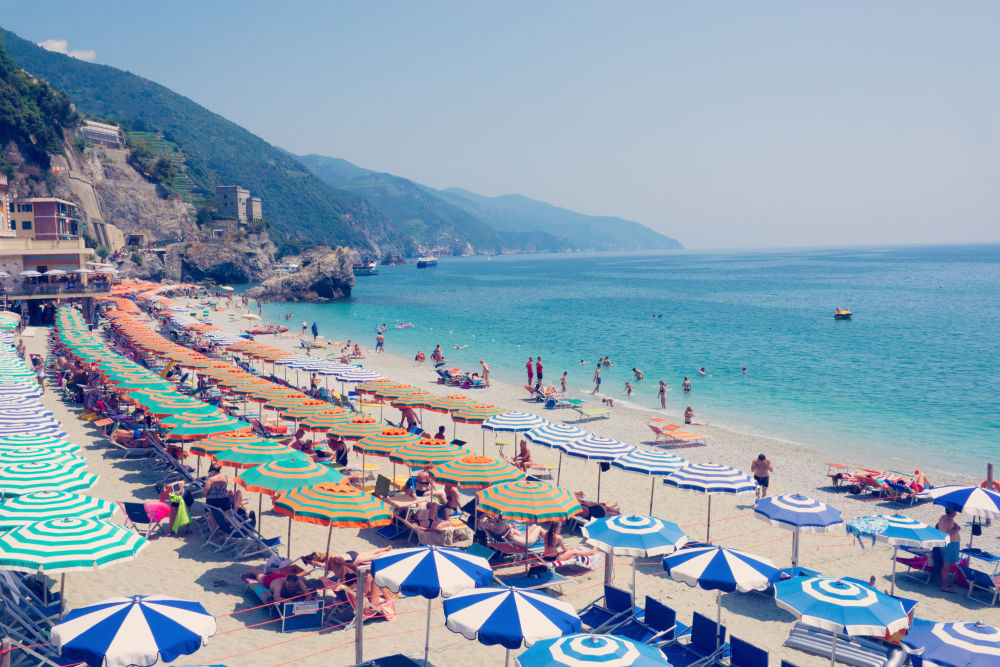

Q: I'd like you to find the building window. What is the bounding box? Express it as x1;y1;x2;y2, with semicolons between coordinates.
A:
22;220;32;230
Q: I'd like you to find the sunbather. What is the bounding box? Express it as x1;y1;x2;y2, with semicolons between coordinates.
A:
324;556;396;620
271;573;313;603
542;521;599;561
403;469;446;503
477;513;543;548
574;491;619;518
303;546;392;571
684;406;708;425
513;439;537;473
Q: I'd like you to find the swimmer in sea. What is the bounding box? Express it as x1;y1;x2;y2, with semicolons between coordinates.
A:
658;380;666;408
625;381;633;397
682;377;692;392
560;372;567;393
698;367;707;376
454;344;468;350
633;368;644;380
741;367;747;374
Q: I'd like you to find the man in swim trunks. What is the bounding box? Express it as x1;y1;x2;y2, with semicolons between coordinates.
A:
536;357;543;382
526;358;534;385
750;454;773;499
633;368;644;380
935;509;961;592
592;365;601;394
560;372;567;392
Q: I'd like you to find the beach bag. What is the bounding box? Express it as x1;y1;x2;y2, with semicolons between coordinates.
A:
972;518;983;537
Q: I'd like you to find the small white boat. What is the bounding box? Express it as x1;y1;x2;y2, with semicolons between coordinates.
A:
352;261;378;276
416;256;438;268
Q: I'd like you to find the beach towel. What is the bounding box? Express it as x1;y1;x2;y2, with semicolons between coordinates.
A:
168;493;191;533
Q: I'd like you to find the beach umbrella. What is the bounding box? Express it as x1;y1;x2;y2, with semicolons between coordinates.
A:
482;412;548;455
444;586;581;666
355;427;420;458
390;390;435;423
610;449;685;514
774;576;909;667
237;458;345;557
664;463;757;542
584;515;688;601
0;517;148;618
329;415;389;440
452;403;506;426
274;482;392;571
664;545;782;650
353;378;394;395
754;494;844;569
371;546;495;665
429;455;524;490
477;479;583;524
424;394;475;414
212;440;308;469
18;270;42;277
0;447;84;466
923;485;1000;520
0;460;98;496
298;408;353;433
188;432;259;459
0;434;80;455
276;400;331;421
901;619;1000;667
558;436;635;501
164;414;252;441
372;383;416;401
845;514;948;594
335;368;383;393
389;437;469;468
0;417;66;439
516;633;669;667
0;490;118;529
0;382;41;398
52;594;216;667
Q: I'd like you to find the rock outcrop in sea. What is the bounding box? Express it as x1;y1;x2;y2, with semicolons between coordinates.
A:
245;247;355;301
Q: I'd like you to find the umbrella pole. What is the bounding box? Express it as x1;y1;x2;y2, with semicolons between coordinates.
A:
424;597;432;666
706;495;712;543
891;546;898;595
481;429;485;456
58;574;65;621
792;529;800;569
355;565;366;664
830;632;837;667
649;477;655;515
556;451;564;487
258;493;263;531
597;466;602;503
716;589;722;651
632;556;638;605
287;516;292;559
504;647;510;667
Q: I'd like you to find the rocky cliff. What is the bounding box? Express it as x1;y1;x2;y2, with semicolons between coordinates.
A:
181;231;277;284
245;248;355;301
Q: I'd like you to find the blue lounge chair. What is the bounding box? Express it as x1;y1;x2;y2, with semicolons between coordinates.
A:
958;563;999;605
717;636;768;667
577;584;640;632
659;612;728;667
613;596;688;644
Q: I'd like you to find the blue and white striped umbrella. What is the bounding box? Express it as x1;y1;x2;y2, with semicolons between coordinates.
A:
664;545;781;651
558;436;635;501
525;423;588;449
0;406;54;418
273;355;313;366
664;463;756;542
612;449;685;514
923;485;1000;520
852;514;948;595
774;576;909;666
335;368;383;383
516;633;669;667
901;619;1000;667
754;494;844;568
0;382;43;398
444;586;581;659
482;412;549;457
585;515;688;602
52;595;216;667
371;546;494;665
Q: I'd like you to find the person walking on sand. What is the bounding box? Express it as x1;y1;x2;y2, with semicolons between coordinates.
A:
560;372;567;393
375;332;384;353
750;454;773;499
536;357;543;383
592;365;601;394
311;322;318;341
935;509;961;592
658;380;666;408
480;360;490;387
526;357;534;385
301;320;307;336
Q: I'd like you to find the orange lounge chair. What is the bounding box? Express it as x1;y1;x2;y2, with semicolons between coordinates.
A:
647;424;705;443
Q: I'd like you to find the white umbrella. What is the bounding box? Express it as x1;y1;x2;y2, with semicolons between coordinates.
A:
44;269;67;276
18;270;42;278
72;268;95;275
96;267;119;275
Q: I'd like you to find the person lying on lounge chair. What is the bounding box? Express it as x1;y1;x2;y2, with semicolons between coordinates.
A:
542;521;599;561
271;573;313;602
324;555;396;620
403;470;447;503
574;491;619;518
477;513;543;549
513;439;544;473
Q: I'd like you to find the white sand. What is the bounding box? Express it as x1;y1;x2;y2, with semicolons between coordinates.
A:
27;298;1000;667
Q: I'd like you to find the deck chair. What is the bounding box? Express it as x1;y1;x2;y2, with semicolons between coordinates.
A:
204;506;252;554
720;636;768;667
569;404;611;421
660;612;728;667
465;542;497;563
784;624;895;667
372;474;392;498
121;501;166;538
101;421;154;458
958;563;999;605
577;584;640;632
497;567;571;593
614;596;688;644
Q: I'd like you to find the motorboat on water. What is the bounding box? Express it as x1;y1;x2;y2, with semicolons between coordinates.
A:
352;261;379;276
416;256;438;268
834;308;852;320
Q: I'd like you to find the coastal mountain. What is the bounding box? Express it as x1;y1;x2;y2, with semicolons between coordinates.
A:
295;153;683;252
0;27;413;255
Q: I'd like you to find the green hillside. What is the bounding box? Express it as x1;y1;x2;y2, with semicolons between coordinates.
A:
0;27;408;253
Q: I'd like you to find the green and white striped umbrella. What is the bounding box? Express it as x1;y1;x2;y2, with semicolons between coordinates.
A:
0;447;84;466
0;460;98;496
0;491;118;529
0;517;147;572
0;433;81;453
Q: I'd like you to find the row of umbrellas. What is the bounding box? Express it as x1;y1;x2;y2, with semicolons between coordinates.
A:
3;267;120;278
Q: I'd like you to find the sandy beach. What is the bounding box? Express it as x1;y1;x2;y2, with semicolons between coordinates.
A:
26;296;1000;667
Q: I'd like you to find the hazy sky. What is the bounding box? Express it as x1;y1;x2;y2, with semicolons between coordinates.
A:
2;2;998;248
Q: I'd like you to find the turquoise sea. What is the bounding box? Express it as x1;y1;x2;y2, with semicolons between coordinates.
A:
259;244;1000;476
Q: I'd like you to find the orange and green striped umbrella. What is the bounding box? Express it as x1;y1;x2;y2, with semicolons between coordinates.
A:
329;416;389;441
226;381;273;396
372;384;417;401
299;408;353;433
274;482;391;528
476;479;583;523
355;428;420;457
429;455;525;490
189;432;262;458
452;403;506;425
213;440;308;469
424;394;475;414
261;394;311;410
389;391;436;409
388;437;469;467
141;402;220;419
278;400;333;421
163;413;252;441
354;379;395;395
237;458;345;496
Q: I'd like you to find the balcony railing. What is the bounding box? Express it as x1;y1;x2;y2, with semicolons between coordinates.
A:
2;282;112;297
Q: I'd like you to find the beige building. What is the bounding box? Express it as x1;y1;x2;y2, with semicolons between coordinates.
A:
80;120;125;149
248;196;262;222
216;185;262;223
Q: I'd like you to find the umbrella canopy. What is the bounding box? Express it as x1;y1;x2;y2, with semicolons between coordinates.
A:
328;416;389;440
389;438;469;467
372;383;417;401
845;514;948;595
188;432;261;459
236;457;345;496
163;414;252;441
0;517;147;572
0;460;98;495
424;394;475;414
611;449;685;514
0;490;118;529
371;546;494;598
298;408;353;432
452;403;506;425
584;515;688;558
273;482;392;528
664;462;756;542
336;368;384;383
0;382;43;398
0;447;83;466
429;455;525;490
923;485;1000;519
390;391;436;409
477;479;582;523
773;576;909;637
354;378;396;394
444;586;581;650
901;619;1000;667
663;545;781;593
212;441;308;469
52;594;216;667
354;428;420;457
557;435;636;500
516;633;669;667
482;411;548;434
754;494;844;568
0;435;80;455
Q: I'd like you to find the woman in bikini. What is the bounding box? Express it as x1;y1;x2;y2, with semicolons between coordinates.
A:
542;521;599;561
325;556;397;620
